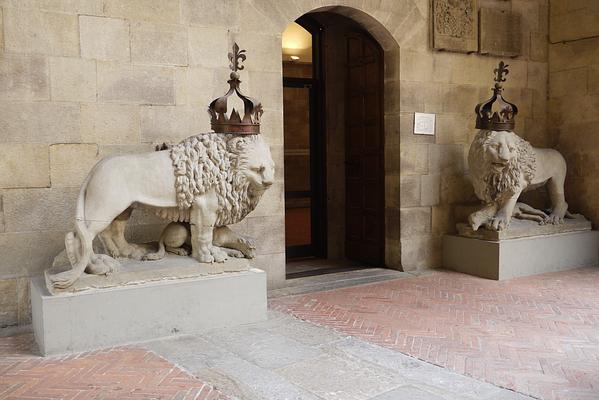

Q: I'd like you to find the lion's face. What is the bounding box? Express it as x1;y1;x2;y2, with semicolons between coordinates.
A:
241;139;275;193
482;131;519;172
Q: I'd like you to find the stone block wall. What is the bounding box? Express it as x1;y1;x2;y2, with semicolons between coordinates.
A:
0;0;549;329
549;0;599;225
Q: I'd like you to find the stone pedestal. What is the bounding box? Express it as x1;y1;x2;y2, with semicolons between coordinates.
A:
443;230;599;280
32;256;267;355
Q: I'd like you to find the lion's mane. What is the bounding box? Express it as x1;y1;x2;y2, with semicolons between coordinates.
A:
152;133;265;227
468;130;536;203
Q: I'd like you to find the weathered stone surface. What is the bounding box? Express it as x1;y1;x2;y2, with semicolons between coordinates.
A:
4;8;79;56
588;65;599;95
0;9;3;53
0;279;18;328
251;184;284;218
187;66;228;107
420;174;440;206
400;50;433;82
527;62;548;92
400;207;431;238
432;0;478;53
140;106;191;143
49;144;98;187
530;32;548;62
17;277;31;325
0;231;65;278
550;1;599;43
0;102;80;143
97;144;155;158
428;144;465;174
188;26;229;69
50;57;97;102
80;16;130;62
245;215;285;255
440;173;474;204
386;174;400;209
39;0;103;14
441;84;479;114
401;235;441;270
432;206;454;235
278;353;402;400
479;8;521;57
435;113;470;144
400;143;428;174
231;32;282;73
3;187;78;232
181;0;240;27
0;55;49;101
103;0;181;24
131;22;188;66
81;103;140;144
98;63;175;105
0;144;49;189
399;175;420;207
550;68;587;98
549;36;599;73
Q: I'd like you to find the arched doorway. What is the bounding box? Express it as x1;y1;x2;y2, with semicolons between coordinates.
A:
282;10;391;277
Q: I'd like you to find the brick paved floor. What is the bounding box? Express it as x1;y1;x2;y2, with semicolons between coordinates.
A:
270;267;599;400
0;334;227;400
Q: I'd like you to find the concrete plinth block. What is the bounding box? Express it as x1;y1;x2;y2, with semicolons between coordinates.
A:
31;268;267;356
443;231;599;280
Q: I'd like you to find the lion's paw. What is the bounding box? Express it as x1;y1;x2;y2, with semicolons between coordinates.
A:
211;246;228;263
49;269;82;289
167;246;189;257
86;254;119;275
545;214;565;225
487;214;511;231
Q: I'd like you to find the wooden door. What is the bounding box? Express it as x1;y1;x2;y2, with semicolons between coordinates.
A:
345;31;384;266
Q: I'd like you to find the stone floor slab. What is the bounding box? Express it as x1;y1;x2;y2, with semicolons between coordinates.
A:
371;385;447;400
277;353;404;400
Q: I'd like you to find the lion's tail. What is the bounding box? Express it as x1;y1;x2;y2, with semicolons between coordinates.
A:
64;162;100;270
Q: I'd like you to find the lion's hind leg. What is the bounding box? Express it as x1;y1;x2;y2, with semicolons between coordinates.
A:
213;226;256;259
513;202;548;224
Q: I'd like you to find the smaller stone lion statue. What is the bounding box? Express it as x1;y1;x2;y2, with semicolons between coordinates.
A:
468;130;570;231
49;133;274;289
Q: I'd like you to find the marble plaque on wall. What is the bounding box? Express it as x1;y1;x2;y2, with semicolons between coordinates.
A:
479;8;521;57
432;0;478;53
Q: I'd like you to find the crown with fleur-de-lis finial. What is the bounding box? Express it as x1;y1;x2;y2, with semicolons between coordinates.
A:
475;61;519;131
208;43;263;134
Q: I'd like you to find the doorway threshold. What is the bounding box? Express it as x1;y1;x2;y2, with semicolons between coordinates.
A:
286;258;365;279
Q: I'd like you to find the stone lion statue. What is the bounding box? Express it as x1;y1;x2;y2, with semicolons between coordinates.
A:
468;130;570;231
49;133;274;289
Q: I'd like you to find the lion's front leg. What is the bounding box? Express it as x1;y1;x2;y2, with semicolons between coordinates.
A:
486;193;520;231
190;191;228;263
545;176;568;225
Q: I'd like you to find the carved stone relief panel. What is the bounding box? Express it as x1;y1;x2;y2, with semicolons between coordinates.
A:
432;0;478;53
479;8;521;57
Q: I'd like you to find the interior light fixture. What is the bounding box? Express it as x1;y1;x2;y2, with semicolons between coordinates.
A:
290;55;300;61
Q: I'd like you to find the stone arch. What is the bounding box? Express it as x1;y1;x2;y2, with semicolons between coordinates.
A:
278;3;408;269
235;0;429;286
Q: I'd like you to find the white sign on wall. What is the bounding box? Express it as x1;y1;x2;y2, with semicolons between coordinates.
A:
413;112;436;135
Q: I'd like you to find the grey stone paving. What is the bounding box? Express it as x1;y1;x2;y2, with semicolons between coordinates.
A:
268;267;425;298
145;310;536;400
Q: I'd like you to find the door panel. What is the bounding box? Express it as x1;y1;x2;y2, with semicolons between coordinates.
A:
345;31;384;266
